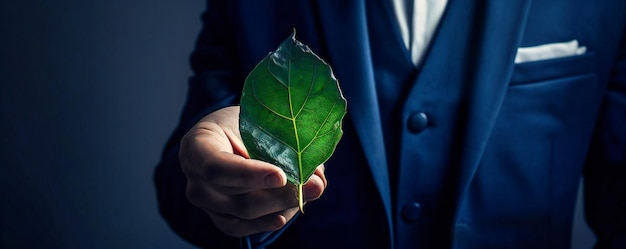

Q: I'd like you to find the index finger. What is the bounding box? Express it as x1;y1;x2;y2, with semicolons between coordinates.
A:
204;151;287;192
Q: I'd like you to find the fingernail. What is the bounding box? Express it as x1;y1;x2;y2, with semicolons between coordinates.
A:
264;173;282;188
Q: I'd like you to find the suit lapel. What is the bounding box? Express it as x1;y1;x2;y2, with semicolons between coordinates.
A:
452;0;532;207
315;0;394;244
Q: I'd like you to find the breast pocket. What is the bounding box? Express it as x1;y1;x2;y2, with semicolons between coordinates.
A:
510;52;597;85
490;51;603;214
479;52;603;244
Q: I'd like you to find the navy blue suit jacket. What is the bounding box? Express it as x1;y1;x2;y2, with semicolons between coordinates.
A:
155;0;626;248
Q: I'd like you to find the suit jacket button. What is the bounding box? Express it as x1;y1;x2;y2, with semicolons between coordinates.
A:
401;202;422;222
408;112;428;133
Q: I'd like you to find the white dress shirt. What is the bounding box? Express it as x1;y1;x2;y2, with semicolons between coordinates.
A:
391;0;448;65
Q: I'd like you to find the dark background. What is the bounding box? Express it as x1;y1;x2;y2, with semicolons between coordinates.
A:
0;0;201;248
0;0;597;248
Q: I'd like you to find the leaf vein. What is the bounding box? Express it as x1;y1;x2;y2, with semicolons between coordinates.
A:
252;79;293;121
245;119;299;155
301;98;339;153
294;61;317;119
266;58;289;88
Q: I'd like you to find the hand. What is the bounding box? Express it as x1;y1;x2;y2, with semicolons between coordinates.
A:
179;106;327;237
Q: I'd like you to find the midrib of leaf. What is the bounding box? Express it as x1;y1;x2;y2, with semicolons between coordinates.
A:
258;40;328;213
284;42;306;213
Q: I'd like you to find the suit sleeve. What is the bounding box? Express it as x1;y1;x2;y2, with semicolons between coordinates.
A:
584;25;626;249
153;1;243;248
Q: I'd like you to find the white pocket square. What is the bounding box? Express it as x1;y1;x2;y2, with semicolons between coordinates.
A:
514;40;587;64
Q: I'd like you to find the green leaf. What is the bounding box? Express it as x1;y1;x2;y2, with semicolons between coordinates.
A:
239;30;347;212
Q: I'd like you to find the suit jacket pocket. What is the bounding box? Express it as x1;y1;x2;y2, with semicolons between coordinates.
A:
510;52;597;85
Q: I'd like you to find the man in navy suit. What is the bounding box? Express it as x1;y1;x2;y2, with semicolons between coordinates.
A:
155;1;626;248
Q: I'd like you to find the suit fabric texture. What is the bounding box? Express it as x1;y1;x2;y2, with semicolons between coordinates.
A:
154;0;626;248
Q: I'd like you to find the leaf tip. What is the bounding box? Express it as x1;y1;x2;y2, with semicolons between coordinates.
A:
290;28;301;48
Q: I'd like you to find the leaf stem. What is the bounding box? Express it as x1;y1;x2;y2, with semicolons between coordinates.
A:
298;183;304;213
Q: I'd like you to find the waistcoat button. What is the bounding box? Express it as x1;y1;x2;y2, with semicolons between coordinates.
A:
401;202;422;222
408;112;428;133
